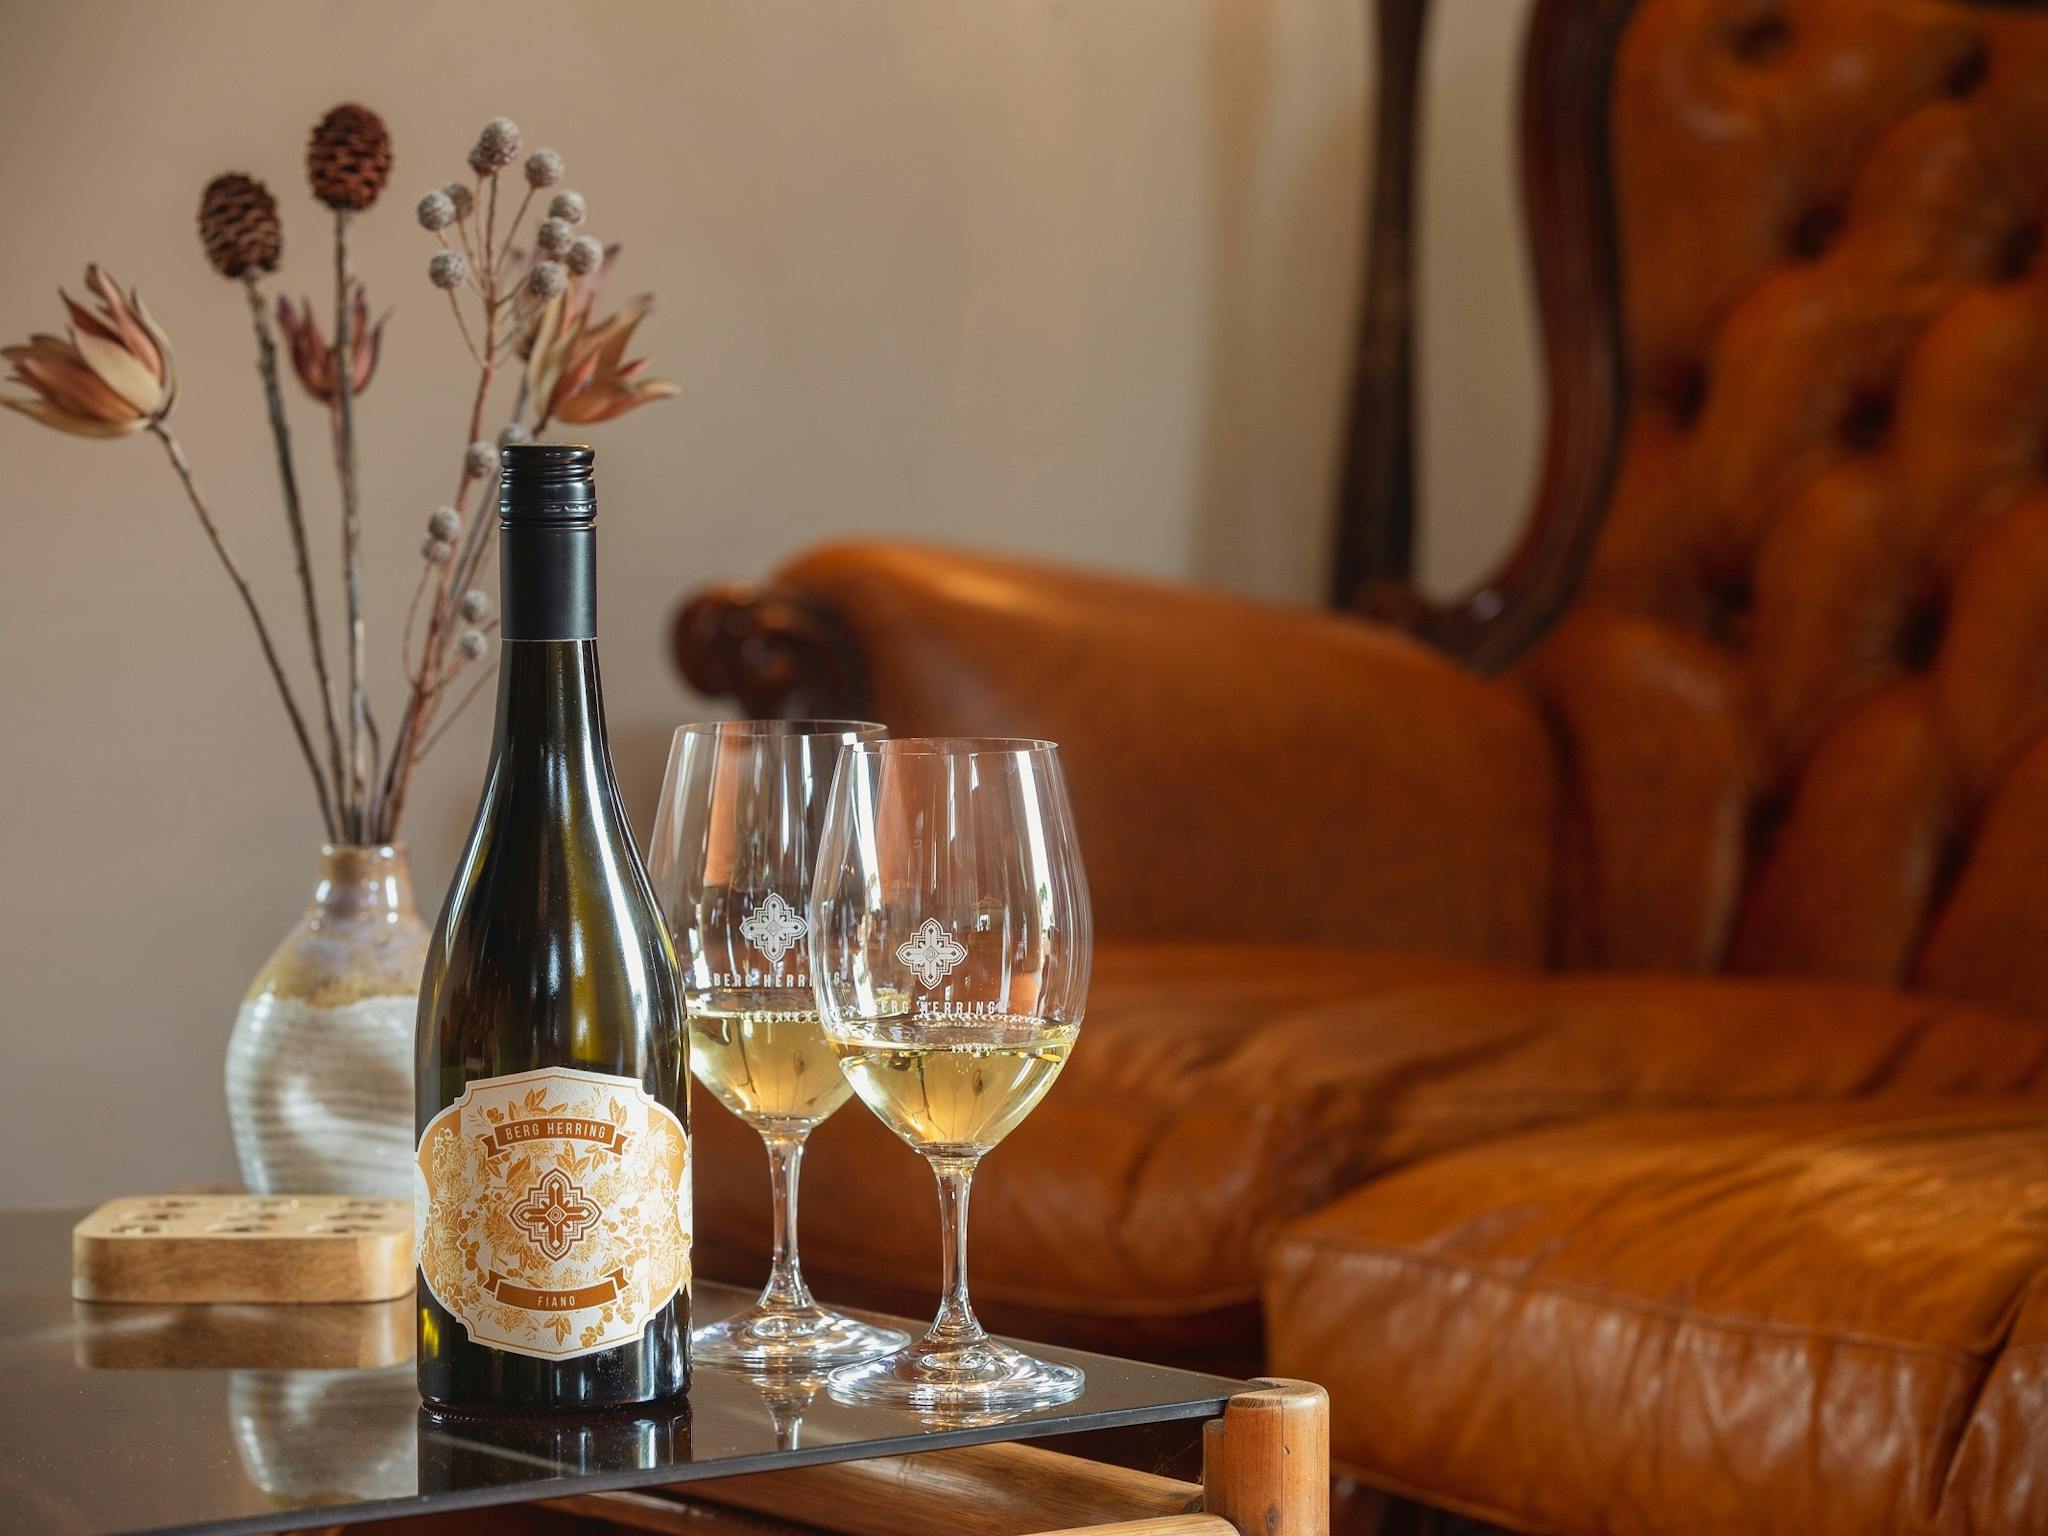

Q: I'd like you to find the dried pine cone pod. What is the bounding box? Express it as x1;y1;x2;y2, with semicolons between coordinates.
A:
308;103;393;211
197;173;282;278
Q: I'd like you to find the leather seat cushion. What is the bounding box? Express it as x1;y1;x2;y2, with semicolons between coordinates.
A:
1265;1098;2048;1536
695;944;2047;1368
693;940;1490;1369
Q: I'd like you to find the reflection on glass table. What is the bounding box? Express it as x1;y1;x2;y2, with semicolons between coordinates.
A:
7;1208;1246;1536
230;1366;417;1501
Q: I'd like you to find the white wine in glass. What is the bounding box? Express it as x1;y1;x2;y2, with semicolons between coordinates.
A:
811;738;1093;1412
690;989;854;1129
648;720;909;1371
832;1017;1078;1159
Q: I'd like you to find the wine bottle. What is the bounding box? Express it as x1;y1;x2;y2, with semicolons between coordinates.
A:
416;443;689;1412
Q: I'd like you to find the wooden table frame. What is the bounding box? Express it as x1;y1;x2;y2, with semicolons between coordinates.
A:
288;1384;1318;1536
559;1379;1326;1536
309;1378;1327;1536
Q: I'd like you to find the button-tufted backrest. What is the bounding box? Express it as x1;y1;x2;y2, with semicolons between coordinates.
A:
1523;0;2048;1015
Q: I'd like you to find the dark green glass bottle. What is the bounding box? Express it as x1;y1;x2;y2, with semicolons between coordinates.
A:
416;444;688;1412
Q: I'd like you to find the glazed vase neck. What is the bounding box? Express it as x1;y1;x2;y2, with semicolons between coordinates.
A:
312;844;417;926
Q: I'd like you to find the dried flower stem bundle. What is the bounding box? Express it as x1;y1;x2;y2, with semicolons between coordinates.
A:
373;119;674;838
2;106;674;846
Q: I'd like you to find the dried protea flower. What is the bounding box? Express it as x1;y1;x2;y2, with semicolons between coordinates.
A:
499;422;532;446
443;182;475;220
565;236;603;276
548;190;586;225
275;288;387;405
529;260;567;299
464;440;495;478
417;190;456;232
525;149;564;188
475;117;521;170
458;629;488;660
2;265;176;436
422;536;454;564
428;505;461;540
460;589;492;622
429;250;467;290
308;103;393;211
527;289;677;426
536;217;573;257
197;173;282;279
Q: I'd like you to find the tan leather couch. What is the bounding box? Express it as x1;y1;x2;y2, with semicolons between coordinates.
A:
677;1;2048;1530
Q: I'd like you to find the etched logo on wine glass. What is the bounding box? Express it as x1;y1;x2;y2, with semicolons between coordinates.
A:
512;1167;601;1261
740;891;809;967
897;918;969;989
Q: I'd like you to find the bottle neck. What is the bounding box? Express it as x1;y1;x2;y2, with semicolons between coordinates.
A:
500;520;596;641
493;515;609;758
492;639;612;761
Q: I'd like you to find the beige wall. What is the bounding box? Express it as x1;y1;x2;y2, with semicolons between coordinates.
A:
0;0;1533;1205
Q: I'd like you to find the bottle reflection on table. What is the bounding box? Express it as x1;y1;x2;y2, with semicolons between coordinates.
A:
416;1401;693;1492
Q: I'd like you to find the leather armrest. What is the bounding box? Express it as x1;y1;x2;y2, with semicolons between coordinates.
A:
770;542;1556;961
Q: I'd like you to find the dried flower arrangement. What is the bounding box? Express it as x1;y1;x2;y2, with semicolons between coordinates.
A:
2;107;675;843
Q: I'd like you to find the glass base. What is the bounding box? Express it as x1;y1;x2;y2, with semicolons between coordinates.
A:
825;1333;1085;1412
692;1299;908;1370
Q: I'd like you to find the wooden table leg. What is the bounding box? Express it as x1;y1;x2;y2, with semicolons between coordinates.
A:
1202;1378;1330;1536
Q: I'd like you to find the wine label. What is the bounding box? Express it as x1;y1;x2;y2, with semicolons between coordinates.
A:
416;1065;689;1361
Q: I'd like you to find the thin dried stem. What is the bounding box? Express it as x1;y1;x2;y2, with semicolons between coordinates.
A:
399;557;435;684
484;172;501;287
452;469;501;591
448;380;530;606
445;288;484;366
454;195;481;272
363;701;384;827
151;423;337;837
242;273;347;810
501;184;536;260
332;208;369;840
414;661;497;764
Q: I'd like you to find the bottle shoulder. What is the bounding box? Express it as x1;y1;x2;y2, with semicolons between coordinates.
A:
420;758;680;1016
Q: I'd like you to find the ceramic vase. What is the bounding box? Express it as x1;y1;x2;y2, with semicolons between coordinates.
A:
225;844;428;1196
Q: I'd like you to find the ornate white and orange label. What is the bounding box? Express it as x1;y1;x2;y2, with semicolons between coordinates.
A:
416;1066;689;1361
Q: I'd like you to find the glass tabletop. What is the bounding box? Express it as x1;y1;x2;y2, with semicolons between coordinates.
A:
0;1208;1243;1536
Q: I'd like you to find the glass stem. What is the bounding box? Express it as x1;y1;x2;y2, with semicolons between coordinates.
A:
758;1128;814;1312
926;1155;984;1345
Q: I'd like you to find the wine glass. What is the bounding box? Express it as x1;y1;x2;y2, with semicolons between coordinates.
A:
647;720;909;1369
809;738;1092;1410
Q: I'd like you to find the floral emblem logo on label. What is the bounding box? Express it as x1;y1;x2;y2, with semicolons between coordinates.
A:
739;891;808;967
896;918;969;989
512;1167;600;1261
